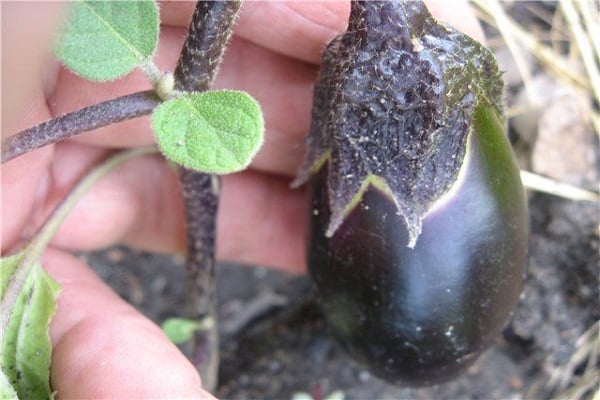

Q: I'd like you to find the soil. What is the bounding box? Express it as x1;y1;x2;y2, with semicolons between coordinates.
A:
83;2;599;399
83;190;599;399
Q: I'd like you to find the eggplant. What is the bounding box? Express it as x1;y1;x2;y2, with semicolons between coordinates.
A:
293;0;528;386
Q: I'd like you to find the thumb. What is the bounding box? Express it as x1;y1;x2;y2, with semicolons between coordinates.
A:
1;2;62;252
46;248;214;399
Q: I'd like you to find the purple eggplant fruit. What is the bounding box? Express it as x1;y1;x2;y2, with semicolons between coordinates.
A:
293;0;528;386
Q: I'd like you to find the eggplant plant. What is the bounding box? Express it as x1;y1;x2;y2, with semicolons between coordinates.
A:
293;0;529;385
1;1;249;396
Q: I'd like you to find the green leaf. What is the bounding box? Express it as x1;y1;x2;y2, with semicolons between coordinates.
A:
54;0;159;81
1;253;60;400
161;318;202;345
151;90;264;174
291;393;315;400
324;390;345;400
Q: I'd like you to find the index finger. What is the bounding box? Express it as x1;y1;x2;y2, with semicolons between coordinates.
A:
158;1;483;63
159;1;351;63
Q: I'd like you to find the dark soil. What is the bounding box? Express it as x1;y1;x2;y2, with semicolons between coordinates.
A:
84;189;599;399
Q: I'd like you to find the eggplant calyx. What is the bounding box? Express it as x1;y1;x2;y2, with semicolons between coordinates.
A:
294;0;505;247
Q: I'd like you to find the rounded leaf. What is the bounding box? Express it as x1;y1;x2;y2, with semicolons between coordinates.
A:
161;318;202;345
54;0;159;81
151;91;264;174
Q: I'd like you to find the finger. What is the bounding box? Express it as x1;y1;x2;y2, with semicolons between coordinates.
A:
229;1;483;62
24;142;186;254
216;170;308;272
1;2;61;252
158;1;481;61
45;248;213;398
158;1;350;63
234;1;350;63
28;142;307;273
1;2;62;136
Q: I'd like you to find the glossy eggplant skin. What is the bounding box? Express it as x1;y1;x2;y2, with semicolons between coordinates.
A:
307;104;529;385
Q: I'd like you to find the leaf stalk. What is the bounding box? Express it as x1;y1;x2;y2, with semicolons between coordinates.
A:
1;91;161;163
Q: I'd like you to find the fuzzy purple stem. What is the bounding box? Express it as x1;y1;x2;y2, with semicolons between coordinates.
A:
1;90;160;163
173;0;242;392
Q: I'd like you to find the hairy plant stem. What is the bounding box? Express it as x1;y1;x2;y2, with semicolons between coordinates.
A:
1;91;161;163
0;146;158;339
173;0;242;392
174;1;241;91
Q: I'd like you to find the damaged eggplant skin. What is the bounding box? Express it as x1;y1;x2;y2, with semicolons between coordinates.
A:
307;103;529;385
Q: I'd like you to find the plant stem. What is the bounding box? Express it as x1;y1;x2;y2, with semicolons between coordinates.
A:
1;90;161;163
173;0;241;392
177;168;220;389
0;146;158;337
174;1;242;91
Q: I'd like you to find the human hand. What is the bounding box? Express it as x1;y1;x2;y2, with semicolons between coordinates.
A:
1;2;482;398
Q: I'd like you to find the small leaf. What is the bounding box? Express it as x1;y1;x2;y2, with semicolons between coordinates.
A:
291;392;315;400
324;390;345;400
161;318;203;345
54;0;159;81
151;90;264;174
1;254;60;400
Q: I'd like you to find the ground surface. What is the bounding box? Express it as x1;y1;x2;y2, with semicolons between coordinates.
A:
85;2;599;399
85;189;599;399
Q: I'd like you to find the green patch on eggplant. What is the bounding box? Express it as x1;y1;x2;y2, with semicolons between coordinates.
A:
293;1;503;247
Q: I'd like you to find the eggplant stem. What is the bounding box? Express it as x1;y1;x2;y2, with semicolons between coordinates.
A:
172;0;242;392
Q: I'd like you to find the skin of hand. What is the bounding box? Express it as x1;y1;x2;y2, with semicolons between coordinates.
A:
1;2;483;398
